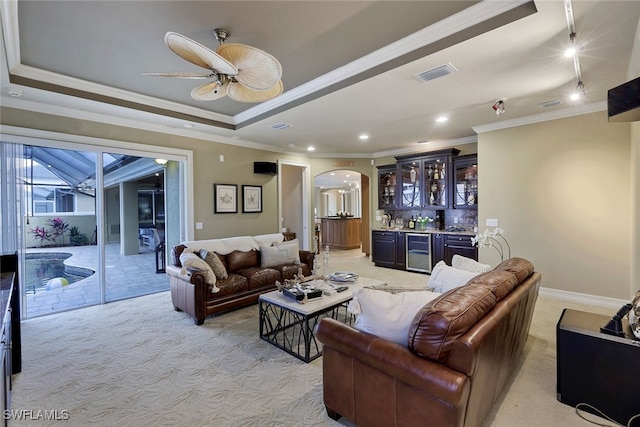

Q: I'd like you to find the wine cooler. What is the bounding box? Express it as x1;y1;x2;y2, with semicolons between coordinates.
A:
406;233;432;273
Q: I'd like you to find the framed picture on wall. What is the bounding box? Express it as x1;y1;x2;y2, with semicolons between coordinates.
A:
242;185;262;213
214;183;237;213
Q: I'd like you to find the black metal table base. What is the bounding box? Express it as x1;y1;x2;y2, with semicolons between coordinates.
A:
259;299;353;363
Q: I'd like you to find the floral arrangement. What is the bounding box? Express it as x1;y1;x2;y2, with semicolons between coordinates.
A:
417;216;433;230
471;227;511;262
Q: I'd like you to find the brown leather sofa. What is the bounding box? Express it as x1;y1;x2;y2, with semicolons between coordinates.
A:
316;257;540;427
167;235;314;325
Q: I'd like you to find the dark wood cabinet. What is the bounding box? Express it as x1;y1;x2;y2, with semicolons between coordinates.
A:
0;252;22;426
395;148;460;210
453;154;478;209
432;233;445;265
377;165;397;209
443;233;477;265
371;231;405;269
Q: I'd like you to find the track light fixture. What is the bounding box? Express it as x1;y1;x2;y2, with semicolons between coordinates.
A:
492;100;506;116
564;0;584;100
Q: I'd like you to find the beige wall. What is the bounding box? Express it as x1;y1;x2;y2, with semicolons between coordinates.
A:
479;111;633;299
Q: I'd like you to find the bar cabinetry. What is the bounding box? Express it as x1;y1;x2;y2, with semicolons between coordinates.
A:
371;230;405;270
321;217;362;250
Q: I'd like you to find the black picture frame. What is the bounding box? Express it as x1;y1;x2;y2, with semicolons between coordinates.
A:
214;183;238;213
242;185;262;213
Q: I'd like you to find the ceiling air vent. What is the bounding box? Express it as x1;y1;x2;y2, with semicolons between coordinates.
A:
538;99;563;108
415;63;457;83
269;122;290;130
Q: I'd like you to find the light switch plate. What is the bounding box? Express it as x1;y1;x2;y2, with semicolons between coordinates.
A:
196;222;203;230
486;218;498;227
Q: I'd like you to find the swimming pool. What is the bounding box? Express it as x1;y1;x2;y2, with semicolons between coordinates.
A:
25;252;95;293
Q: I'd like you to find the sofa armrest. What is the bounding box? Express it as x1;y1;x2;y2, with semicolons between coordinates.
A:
316;318;469;406
166;264;207;285
299;250;315;270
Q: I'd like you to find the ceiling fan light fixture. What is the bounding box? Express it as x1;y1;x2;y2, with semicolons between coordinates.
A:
147;30;282;103
227;80;283;103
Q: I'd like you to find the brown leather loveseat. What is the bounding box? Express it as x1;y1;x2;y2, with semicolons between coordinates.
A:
167;233;314;325
316;257;540;427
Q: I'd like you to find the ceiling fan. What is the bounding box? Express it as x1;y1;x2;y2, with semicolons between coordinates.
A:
144;29;283;103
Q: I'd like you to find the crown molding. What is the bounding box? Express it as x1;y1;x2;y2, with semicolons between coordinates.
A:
472;101;607;135
235;0;532;124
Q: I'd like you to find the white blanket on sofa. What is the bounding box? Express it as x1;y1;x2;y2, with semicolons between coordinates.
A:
182;233;285;255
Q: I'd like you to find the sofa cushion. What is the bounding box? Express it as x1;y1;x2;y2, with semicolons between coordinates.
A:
408;283;496;363
494;257;534;283
200;249;229;280
226;250;259;272
209;273;249;298
467;270;519;301
427;261;480;293
276;263;311;281
350;288;440;346
238;267;281;290
260;240;300;268
451;255;492;274
178;252;220;293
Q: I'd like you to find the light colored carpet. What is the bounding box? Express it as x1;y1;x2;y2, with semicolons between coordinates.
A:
11;249;617;426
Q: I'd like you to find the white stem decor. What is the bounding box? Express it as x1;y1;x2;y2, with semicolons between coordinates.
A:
471;227;511;262
322;244;330;277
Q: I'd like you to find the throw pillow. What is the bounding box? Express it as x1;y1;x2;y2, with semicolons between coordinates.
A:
200;249;228;280
350;288;440;346
451;255;492;274
260;240;300;268
427;261;480;294
179;252;220;293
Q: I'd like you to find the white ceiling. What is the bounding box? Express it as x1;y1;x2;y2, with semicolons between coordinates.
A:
1;1;639;158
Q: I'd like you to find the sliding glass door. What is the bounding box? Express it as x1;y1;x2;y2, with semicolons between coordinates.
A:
15;143;180;318
23;146;101;317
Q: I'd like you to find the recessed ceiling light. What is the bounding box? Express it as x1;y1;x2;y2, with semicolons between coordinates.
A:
417;140;430;144
183;123;194;128
330;172;335;176
8;89;22;97
436;116;448;123
307;146;315;151
564;46;577;58
359;134;369;140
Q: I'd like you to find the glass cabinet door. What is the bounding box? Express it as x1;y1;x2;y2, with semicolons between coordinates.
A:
453;156;478;208
378;166;397;209
398;160;421;208
423;157;447;208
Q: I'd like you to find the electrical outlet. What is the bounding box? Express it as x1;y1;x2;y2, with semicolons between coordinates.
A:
486;218;499;227
219;155;224;162
196;222;203;230
454;218;459;224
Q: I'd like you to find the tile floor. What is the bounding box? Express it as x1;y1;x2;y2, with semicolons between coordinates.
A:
24;243;168;318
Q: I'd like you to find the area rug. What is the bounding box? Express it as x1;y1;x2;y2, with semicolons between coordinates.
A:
12;292;344;427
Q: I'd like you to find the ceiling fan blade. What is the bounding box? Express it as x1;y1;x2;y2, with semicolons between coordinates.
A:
191;81;228;101
227;80;283;103
143;72;212;79
217;43;282;90
164;32;238;76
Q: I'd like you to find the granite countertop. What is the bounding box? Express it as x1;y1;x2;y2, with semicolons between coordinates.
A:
372;228;475;236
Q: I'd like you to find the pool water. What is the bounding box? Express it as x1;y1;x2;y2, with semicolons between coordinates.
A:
25;253;94;293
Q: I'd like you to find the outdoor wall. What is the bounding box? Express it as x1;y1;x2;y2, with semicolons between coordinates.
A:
25;214;95;248
478;111;633;300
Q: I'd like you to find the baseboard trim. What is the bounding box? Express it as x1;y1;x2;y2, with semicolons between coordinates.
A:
539;287;629;310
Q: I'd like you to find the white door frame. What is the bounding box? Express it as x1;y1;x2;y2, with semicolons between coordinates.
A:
277;159;310;250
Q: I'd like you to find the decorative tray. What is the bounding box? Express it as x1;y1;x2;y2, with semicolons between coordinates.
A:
327;271;358;282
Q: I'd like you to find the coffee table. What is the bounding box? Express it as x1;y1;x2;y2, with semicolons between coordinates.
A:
259;276;385;362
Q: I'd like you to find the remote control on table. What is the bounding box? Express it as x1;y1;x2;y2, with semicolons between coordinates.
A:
336;286;349;293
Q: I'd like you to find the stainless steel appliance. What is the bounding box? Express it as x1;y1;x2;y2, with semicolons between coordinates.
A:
406;233;432;273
